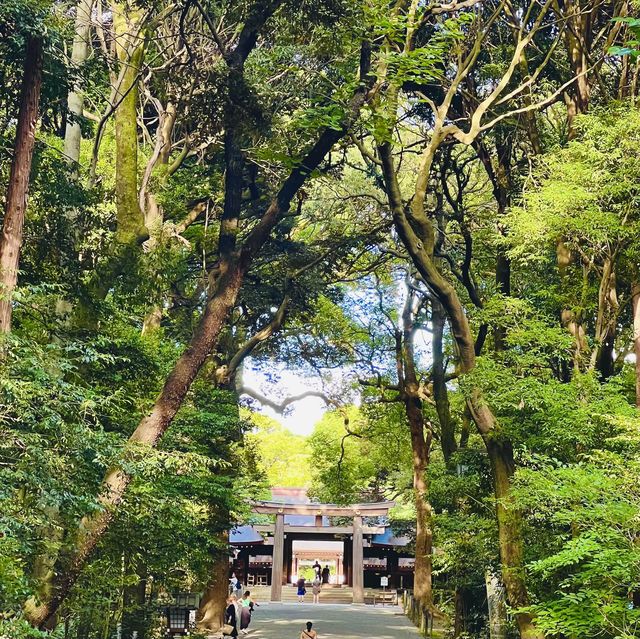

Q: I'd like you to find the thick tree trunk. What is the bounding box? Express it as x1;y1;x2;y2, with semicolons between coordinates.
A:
0;36;43;333
64;0;93;169
197;546;230;632
113;3;148;245
485;570;508;639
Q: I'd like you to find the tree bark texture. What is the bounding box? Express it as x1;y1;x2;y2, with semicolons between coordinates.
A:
113;3;148;245
0;36;43;334
196;546;230;632
397;289;433;610
406;394;433;610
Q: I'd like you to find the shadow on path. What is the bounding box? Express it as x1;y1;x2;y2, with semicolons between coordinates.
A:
244;602;421;639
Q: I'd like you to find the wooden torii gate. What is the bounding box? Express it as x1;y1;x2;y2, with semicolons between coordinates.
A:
251;500;395;604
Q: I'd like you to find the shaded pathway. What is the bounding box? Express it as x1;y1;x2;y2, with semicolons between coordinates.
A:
244;602;421;639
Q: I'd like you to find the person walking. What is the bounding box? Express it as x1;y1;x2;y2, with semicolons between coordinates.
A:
300;621;318;639
296;576;306;603
224;594;239;637
312;560;321;580
321;565;330;584
233;576;243;600
239;590;258;634
312;578;321;604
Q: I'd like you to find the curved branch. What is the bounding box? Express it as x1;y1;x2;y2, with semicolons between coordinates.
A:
240;387;332;414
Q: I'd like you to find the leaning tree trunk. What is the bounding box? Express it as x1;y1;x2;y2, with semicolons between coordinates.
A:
378;141;543;639
0;36;43;334
24;260;245;628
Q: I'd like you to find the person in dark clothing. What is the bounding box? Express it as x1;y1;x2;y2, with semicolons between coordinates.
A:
224;594;239;637
321;566;330;584
312;561;321;580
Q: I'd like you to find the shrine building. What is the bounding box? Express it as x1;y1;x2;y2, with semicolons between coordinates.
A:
230;488;415;603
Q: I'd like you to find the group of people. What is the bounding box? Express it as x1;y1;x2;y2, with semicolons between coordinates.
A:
224;589;258;637
224;589;318;639
224;567;327;636
312;561;331;584
296;563;331;604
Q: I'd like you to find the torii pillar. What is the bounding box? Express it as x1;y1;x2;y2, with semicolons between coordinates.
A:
352;513;364;603
271;512;285;601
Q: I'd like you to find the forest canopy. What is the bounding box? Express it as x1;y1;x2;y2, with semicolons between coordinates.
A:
1;1;640;638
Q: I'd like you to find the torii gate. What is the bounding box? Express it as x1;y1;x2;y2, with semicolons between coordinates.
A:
250;500;395;604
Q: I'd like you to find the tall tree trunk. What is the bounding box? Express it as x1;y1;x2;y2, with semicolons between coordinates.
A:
483;438;537;636
405;394;433;610
398;288;433;611
64;0;93;170
485;570;508;639
112;3;148;245
432;300;456;463
0;36;43;333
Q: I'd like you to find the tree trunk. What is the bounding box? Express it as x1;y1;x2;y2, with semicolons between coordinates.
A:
432;300;456;463
197;546;230;633
112;3;148;245
561;0;592;136
483;438;538;639
0;36;43;334
453;587;466;637
405;394;433;610
64;0;93;169
592;257;618;380
485;571;508;639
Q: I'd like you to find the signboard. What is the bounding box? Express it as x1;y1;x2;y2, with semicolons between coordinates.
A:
380;576;389;587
